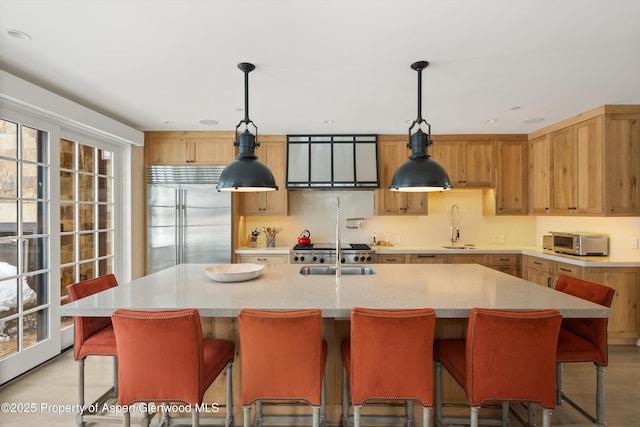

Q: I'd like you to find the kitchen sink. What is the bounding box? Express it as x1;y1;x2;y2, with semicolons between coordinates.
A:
299;266;376;276
441;245;476;250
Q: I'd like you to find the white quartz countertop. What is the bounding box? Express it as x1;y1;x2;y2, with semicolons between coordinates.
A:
58;263;610;319
236;245;639;267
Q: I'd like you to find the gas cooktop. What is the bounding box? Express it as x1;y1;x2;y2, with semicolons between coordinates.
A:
292;243;372;251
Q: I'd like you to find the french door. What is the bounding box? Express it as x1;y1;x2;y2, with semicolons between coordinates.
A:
0;109;124;384
0;115;58;384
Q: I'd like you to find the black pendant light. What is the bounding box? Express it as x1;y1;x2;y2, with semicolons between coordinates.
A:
217;62;278;192
389;61;452;192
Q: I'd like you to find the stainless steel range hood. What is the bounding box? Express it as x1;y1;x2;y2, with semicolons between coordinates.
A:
286;134;379;190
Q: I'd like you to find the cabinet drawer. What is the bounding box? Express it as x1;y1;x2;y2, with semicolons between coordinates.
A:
377;255;406;264
237;254;288;264
554;261;583;278
490;265;520;277
488;254;520;266
448;254;487;264
408;254;446;264
525;256;552;272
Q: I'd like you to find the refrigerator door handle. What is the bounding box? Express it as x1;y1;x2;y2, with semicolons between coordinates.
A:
176;188;183;264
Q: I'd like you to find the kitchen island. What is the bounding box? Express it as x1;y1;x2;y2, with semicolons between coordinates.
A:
59;263;609;318
59;263;610;424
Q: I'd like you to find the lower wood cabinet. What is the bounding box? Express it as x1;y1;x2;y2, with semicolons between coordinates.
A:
486;254;521;277
407;254;446;264
376;254;407;264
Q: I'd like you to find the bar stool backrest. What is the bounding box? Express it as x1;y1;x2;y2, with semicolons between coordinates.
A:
465;308;562;408
238;308;323;406
112;308;207;406
66;273;118;360
349;307;436;406
555;275;614;366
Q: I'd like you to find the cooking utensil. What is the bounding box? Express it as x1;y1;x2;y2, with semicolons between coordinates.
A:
298;230;311;246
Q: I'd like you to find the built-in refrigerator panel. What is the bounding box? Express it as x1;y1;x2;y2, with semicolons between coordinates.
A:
146;166;231;275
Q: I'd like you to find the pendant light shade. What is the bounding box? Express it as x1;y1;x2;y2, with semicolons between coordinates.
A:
389;61;451;192
217;62;278;192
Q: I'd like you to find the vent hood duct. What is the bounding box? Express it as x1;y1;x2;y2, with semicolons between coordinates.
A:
286;134;379;190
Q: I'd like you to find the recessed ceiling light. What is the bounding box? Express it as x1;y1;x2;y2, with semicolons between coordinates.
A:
324;120;334;125
8;29;31;40
522;117;545;124
163;120;174;125
485;119;498;124
199;119;219;126
510;106;521;111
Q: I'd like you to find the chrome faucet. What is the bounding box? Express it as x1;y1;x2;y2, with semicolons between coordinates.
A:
335;196;341;277
450;204;460;246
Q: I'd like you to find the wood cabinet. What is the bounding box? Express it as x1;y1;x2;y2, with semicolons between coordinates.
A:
377;254;407;264
495;140;527;214
524;254;639;345
431;138;494;188
374;136;428;215
238;136;288;216
144;131;235;166
528;134;553;214
584;267;640;345
486;254;521;277
447;253;488;264
407;254;446;264
550;117;604;214
236;254;289;264
524;256;553;287
528;105;640;216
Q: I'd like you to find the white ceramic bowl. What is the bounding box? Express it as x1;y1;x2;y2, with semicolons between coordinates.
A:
205;263;264;283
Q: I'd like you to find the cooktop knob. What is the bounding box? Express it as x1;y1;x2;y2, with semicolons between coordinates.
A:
341;258;346;263
300;256;305;262
366;256;372;262
293;256;299;262
353;256;359;262
312;256;317;262
319;258;325;263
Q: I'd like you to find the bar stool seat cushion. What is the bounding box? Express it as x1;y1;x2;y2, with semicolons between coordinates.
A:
203;339;236;388
77;325;116;359
557;328;602;363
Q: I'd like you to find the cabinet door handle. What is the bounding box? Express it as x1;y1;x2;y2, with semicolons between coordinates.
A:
498;258;510;261
256;258;268;262
418;255;435;258
559;267;572;272
533;261;542;265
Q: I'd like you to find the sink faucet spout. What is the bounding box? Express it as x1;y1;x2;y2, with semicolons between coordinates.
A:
450;204;460;246
336;196;341;277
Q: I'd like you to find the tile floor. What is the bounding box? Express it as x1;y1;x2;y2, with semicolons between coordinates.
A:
1;345;639;426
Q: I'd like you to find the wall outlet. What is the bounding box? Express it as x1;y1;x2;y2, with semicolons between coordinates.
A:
395;234;401;244
498;234;505;243
491;235;497;243
633;237;639;250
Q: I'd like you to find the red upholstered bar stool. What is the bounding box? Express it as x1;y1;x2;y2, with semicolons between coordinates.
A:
434;308;562;427
341;307;436;427
66;274;119;427
112;308;235;427
554;275;614;427
238;308;327;427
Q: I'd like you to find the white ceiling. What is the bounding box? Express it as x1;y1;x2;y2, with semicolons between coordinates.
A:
1;0;639;136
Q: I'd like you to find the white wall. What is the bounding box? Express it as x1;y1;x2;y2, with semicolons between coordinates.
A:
243;189;640;261
243;189;537;249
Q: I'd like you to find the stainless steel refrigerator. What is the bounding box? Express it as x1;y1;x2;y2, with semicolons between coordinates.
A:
146;166;231;274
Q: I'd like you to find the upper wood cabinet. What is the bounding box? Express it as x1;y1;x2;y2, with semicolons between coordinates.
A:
431;139;494;188
528;105;640;216
374;136;428;215
144;131;235;166
486;139;528;215
528;134;553;214
238;136;288;216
